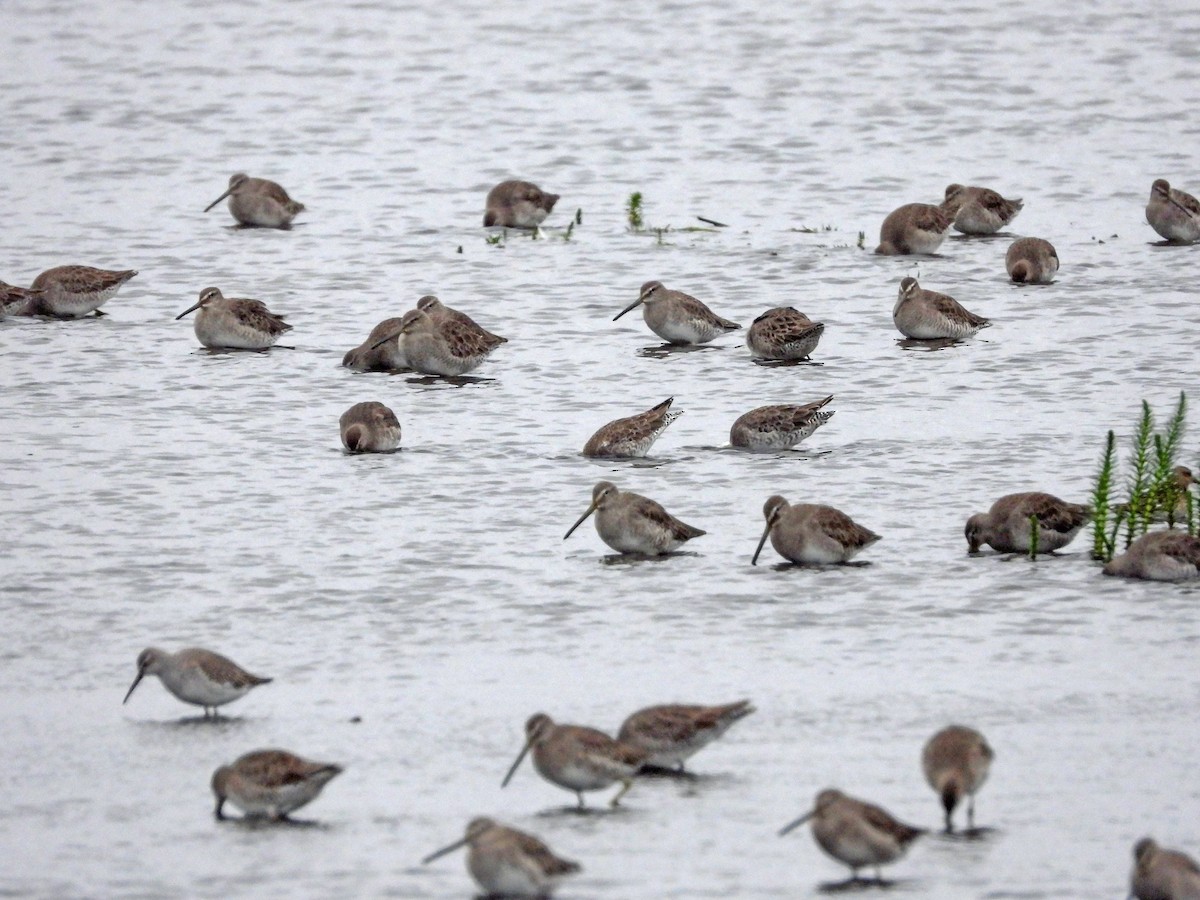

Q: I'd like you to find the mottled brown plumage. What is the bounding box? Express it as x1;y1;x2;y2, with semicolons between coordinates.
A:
176;287;292;350
1006;237;1059;284
0;280;44;317
780;789;925;882
564;481;706;555
894;277;990;340
122;646;272;716
613;281;741;345
370;308;505;376
211;749;342;820
730;397;834;450
483;180;559;228
502;712;647;807
343;317;408;371
205;173;305;228
753;495;879;565
965;492;1091;554
746;307;824;360
1130;837;1200;900
942;183;1023;234
423;817;581;898
339;401;401;453
582;398;681;458
875;203;951;255
617;700;755;770
1103;530;1200;581
28;266;137;318
921;725;994;832
1147;179;1200;243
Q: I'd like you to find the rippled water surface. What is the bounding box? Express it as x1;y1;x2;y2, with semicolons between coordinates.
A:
2;0;1199;897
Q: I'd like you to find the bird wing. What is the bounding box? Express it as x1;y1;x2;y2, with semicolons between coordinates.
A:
513;831;582;876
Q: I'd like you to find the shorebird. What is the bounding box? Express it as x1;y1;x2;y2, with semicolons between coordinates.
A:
921;725;994;833
753;496;879;565
730;397;834;451
483;180;560;228
27;266;137;318
211;749;342;821
582;398;681;458
613;281;741;346
616;700;754;771
1146;179;1200;243
875;203;951;255
340;401;401;452
746;307;824;360
564;481;706;555
501;712;646;808
122;647;271;717
779;788;925;884
893;276;990;340
343;317;408;372
415;295;506;342
941;183;1023;234
204;173;305;228
1129;838;1200;900
1103;530;1200;581
965;492;1091;554
370;308;504;376
422;817;581;898
1006;237;1059;284
176;287;292;350
0;281;43;317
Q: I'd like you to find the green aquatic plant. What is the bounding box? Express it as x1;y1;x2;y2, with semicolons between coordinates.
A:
627;192;644;231
857;231;865;250
1091;391;1192;561
1091;429;1118;561
575;208;583;225
1028;514;1040;560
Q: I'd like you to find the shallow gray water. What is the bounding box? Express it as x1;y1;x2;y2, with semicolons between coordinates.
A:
1;0;1199;897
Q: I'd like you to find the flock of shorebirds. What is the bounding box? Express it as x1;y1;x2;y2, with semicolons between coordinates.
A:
6;171;1199;898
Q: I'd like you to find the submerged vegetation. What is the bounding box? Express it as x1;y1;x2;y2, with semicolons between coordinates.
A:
1091;392;1196;562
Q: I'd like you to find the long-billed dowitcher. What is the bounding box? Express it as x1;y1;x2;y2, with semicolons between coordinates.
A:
343;317;409;372
211;749;342;820
501;713;646;808
1129;837;1200;899
921;725;994;833
1146;179;1200;243
205;173;305;228
122;647;271;717
1006;237;1059;284
893;276;990;340
564;481;706;555
779;789;925;884
753;496;879;565
27;266;137;318
941;183;1023;234
613;281;741;346
616;700;754;771
730;397;834;451
1102;530;1200;581
0;281;44;317
422;817;581;898
340;401;401;452
415;295;506;343
175;287;292;350
746;307;825;360
484;180;560;228
965;492;1091;554
875;203;951;255
582;398;681;458
370;308;505;376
